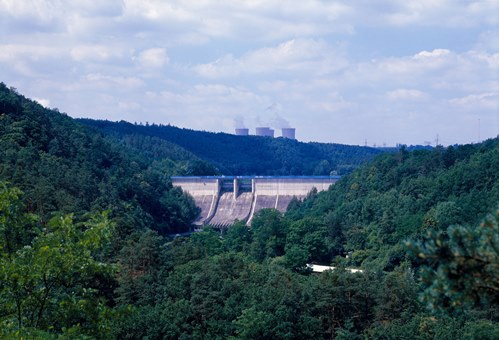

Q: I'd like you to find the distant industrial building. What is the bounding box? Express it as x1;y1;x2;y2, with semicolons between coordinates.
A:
281;128;296;139
255;127;268;136
237;127;291;139
235;128;249;136
255;127;274;137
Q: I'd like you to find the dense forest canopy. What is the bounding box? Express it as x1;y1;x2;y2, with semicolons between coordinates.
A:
286;140;499;270
0;83;200;235
79;118;383;176
0;83;497;338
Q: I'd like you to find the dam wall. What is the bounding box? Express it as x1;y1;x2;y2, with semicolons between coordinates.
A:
174;177;220;225
174;177;220;196
253;177;334;195
171;176;339;227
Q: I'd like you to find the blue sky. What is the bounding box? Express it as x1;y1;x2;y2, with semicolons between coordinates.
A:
0;0;498;145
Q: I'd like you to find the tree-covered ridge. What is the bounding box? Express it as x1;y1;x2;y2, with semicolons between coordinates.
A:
79;118;383;175
82;121;219;176
0;83;198;235
285;139;499;270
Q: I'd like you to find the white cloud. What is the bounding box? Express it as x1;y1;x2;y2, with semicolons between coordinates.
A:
196;39;347;78
475;30;499;52
0;0;62;31
448;92;499;109
307;92;355;113
474;52;499;69
2;1;497;45
383;49;453;75
85;73;144;89
70;1;124;17
357;0;498;28
387;89;427;101
145;84;270;132
0;44;61;62
120;0;353;42
137;48;169;68
71;45;123;62
33;97;50;108
414;49;450;58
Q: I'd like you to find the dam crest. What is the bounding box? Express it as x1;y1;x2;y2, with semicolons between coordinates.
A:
172;176;340;227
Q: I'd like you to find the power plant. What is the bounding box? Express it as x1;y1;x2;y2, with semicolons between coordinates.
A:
281;128;296;139
235;127;296;139
233;108;295;139
235;128;249;136
255;127;274;137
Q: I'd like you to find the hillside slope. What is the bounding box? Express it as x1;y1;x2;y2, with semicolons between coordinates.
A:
285;140;499;270
79;119;383;175
0;83;198;234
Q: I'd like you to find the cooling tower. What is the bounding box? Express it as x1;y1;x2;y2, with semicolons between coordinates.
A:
235;128;249;136
281;128;296;139
255;127;271;136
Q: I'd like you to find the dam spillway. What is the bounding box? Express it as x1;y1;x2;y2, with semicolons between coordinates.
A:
209;192;254;226
172;176;340;227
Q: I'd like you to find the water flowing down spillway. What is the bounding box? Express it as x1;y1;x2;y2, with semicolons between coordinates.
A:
208;192;253;227
192;195;217;224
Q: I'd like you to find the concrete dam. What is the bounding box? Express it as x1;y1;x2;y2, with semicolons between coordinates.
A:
172;176;340;227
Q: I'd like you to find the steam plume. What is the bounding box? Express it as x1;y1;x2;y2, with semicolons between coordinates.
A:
233;115;246;128
264;103;290;128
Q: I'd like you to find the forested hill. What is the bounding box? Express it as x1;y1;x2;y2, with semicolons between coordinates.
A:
79;119;383;175
0;83;201;234
285;139;499;271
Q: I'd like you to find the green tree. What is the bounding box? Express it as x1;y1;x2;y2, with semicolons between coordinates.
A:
374;264;421;322
422;201;464;231
0;184;116;337
189;227;224;257
250;209;287;261
284;217;332;270
115;229;165;305
407;208;499;312
232;307;275;339
224;220;253;254
310;268;378;338
0;182;34;256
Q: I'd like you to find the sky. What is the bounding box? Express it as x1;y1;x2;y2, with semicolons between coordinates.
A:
0;0;498;146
